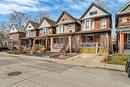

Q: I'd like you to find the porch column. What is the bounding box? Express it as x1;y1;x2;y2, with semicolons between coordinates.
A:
68;36;72;52
46;37;48;51
106;33;110;49
50;37;53;51
119;32;124;53
77;35;80;52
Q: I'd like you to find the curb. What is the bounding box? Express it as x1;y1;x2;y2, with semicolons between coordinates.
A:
0;53;125;72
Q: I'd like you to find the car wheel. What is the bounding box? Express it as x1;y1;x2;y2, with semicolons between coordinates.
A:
128;67;130;78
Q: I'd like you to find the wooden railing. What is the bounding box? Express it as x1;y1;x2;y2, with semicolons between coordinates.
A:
52;43;64;49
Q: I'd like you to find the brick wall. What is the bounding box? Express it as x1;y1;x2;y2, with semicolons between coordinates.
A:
117;14;130;27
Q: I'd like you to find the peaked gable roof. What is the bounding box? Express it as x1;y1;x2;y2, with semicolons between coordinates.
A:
9;24;24;33
38;17;56;29
80;2;110;19
25;21;39;31
29;21;39;29
57;11;80;24
117;1;130;14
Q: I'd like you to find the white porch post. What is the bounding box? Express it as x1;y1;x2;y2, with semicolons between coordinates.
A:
68;36;72;52
50;37;53;51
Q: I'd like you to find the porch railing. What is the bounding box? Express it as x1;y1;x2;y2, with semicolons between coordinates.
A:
52;43;64;49
80;42;103;48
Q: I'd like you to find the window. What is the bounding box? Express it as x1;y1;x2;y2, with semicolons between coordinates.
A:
43;28;48;35
84;19;91;29
87;36;93;43
90;11;97;15
101;18;107;29
29;26;31;28
121;17;128;22
58;25;65;33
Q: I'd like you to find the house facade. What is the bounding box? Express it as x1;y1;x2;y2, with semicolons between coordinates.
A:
79;3;112;53
22;21;39;47
116;1;130;54
8;25;25;49
8;2;112;54
49;11;81;52
38;17;56;51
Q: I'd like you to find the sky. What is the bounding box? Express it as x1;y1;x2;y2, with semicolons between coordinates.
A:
0;0;129;36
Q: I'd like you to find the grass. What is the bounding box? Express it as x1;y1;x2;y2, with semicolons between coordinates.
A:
106;54;130;65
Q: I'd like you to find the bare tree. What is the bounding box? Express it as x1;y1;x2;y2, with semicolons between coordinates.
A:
93;0;106;8
0;21;10;36
32;11;51;23
9;10;31;27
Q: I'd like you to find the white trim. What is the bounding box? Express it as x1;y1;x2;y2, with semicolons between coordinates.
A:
117;1;130;14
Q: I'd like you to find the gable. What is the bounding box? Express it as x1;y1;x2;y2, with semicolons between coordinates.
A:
81;5;108;19
57;13;74;25
9;25;18;33
39;19;51;29
25;23;35;31
120;4;130;13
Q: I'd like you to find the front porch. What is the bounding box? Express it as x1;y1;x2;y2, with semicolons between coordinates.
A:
79;33;110;54
118;32;130;54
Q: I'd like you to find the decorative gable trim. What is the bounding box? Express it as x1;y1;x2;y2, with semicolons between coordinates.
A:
56;11;79;24
38;17;56;29
25;21;38;31
80;2;110;19
117;1;130;14
9;25;18;34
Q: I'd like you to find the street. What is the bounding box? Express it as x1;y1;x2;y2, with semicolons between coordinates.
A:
0;55;129;87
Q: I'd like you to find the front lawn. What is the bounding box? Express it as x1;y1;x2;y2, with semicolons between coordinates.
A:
106;54;130;65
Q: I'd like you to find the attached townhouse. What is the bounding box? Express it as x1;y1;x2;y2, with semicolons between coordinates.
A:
38;17;56;51
48;11;81;52
79;2;112;53
21;21;39;47
9;24;25;49
116;1;130;54
8;2;112;54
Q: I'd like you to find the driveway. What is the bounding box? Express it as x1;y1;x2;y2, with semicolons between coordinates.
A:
0;55;129;87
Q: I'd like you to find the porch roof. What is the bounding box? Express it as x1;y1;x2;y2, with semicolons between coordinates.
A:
116;26;130;32
42;29;111;37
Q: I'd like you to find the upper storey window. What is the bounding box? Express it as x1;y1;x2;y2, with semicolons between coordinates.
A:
119;17;129;23
84;19;92;29
101;18;107;29
43;28;48;35
57;25;65;33
90;11;97;16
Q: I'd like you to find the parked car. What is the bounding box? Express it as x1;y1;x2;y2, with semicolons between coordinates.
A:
125;58;130;78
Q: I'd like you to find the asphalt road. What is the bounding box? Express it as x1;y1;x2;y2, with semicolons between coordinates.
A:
0;56;129;87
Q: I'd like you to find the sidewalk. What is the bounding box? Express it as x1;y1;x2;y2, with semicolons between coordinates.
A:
0;52;125;71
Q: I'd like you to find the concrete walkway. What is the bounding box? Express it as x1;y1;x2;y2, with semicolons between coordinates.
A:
0;52;125;71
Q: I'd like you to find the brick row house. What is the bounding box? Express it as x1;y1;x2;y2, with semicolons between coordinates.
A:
78;3;112;53
21;21;39;47
8;25;25;49
38;17;56;51
116;1;130;54
8;2;112;54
